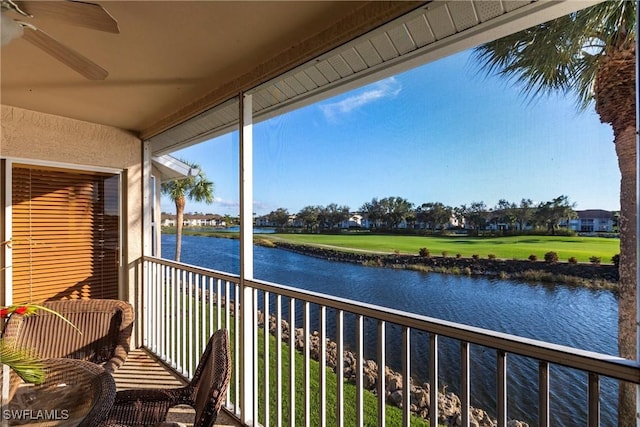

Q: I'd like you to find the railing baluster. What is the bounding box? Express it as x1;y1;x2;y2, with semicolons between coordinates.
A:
208;277;213;338
225;280;230;333
151;260;155;348
430;333;438;427
303;301;310;427
263;291;270;427
402;326;410;427
161;264;166;354
163;266;169;363
336;309;344;427
222;279;230;408
538;361;549;427
161;265;169;356
497;350;507;427
377;320;386;427
319;306;327;427
253;288;259;427
152;261;159;353
171;266;177;368
179;269;187;375
289;298;296;426
215;278;221;331
588;372;600;427
461;341;470;427
142;260;147;348
148;264;158;353
276;294;283;427
194;274;200;366
201;275;207;349
234;282;240;416
189;271;195;378
157;263;164;358
356;314;364;427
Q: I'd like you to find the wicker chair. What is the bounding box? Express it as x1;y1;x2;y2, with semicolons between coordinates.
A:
2;299;134;373
102;329;231;427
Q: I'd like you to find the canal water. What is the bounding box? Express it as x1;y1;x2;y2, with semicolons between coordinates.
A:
162;234;619;426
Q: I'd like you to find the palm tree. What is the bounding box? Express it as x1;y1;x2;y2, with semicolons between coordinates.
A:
161;161;214;262
473;2;635;423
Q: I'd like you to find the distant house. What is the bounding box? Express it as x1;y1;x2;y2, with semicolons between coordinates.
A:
340;213;369;229
565;209;616;232
254;216;269;227
161;213;176;227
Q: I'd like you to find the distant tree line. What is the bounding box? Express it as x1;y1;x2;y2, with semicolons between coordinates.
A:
258;195;613;236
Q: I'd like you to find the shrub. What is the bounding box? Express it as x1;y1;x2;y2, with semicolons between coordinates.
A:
568;257;578;264
487;253;496;260
419;248;430;257
472;254;480;260
455;253;462;259
544;251;558;263
612;254;620;267
589;256;601;265
528;254;538;262
441;251;448;258
463;267;472;275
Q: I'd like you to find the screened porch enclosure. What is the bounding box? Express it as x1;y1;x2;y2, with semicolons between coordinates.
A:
144;1;639;425
1;0;639;426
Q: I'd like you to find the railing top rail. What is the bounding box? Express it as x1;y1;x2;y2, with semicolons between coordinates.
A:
144;256;640;383
145;255;240;281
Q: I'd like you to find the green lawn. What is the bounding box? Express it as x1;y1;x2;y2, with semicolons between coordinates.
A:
262;233;619;264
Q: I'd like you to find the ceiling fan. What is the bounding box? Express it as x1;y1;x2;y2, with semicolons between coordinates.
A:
1;0;119;80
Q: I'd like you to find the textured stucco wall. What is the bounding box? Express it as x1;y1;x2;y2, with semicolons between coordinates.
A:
1;105;143;304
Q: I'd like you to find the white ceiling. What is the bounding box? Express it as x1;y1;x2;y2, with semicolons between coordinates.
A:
1;1;376;132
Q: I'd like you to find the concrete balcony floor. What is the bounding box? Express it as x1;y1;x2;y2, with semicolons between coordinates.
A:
113;348;241;427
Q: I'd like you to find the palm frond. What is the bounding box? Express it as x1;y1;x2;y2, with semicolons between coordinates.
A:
0;339;44;384
472;1;635;110
31;303;82;334
161;159;215;205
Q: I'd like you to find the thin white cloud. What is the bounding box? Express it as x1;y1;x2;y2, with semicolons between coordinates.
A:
214;197;238;208
319;77;402;121
208;198;274;216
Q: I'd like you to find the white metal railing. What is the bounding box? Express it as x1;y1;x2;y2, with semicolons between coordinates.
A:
141;256;640;427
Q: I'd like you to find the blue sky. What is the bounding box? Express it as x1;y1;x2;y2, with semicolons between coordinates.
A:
161;49;620;216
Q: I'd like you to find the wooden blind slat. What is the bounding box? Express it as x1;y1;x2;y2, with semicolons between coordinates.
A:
11;165;119;301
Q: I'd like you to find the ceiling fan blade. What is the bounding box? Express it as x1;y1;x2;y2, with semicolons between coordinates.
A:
15;1;119;34
22;26;108;80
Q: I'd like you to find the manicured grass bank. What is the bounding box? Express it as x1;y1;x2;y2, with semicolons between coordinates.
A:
261;234;619;264
191;304;430;426
257;330;430;427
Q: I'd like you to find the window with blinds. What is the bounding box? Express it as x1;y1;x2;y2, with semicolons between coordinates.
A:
11;164;120;302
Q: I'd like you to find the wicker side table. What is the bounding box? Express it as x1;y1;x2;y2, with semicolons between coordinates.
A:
1;358;116;426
